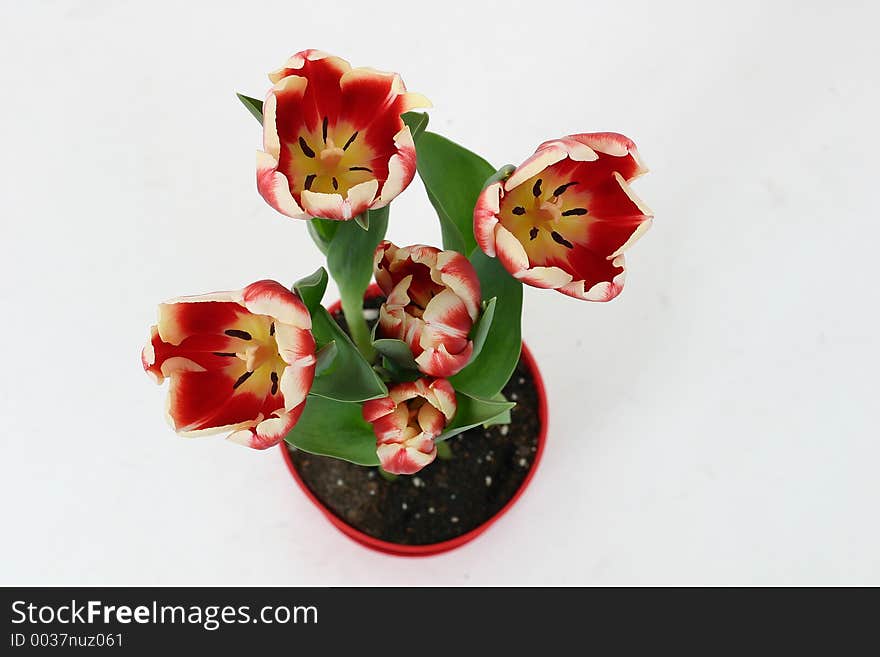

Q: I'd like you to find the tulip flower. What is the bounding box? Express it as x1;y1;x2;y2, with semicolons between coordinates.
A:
474;132;652;301
142;281;317;449
374;241;481;377
362;378;457;475
257;49;430;221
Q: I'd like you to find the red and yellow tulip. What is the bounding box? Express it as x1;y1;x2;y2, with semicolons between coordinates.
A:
142;281;316;449
474;133;652;301
362;378;457;475
257;49;430;221
374;241;482;377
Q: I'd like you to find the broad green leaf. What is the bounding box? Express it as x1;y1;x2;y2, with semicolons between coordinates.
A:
401;111;429;142
415;131;495;256
292;267;328;314
314;341;338;376
483;392;512;428
437;391;515;442
308;307;387;402
307;218;340;255
236;93;263;123
327;206;389;357
373;338;419;370
467;296;496;364
449;251;523;398
285;396;379;466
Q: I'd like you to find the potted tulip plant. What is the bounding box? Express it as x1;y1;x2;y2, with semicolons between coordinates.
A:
142;49;652;556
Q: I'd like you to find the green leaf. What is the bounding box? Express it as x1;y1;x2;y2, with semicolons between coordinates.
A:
380;357;422;383
327;206;390;357
435;440;453;460
314;341;338;376
373;338;419;370
292;267;328;314
483;392;512;428
308;306;387;402
415;131;495;256
437;391;515;442
307;218;340;255
449;251;523;398
327;207;389;294
354;212;370;231
482;164;517;191
467;296;496;364
285;396;379;466
236;93;263;123
401;111;429;142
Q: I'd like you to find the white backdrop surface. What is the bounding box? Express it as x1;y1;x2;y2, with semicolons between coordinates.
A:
1;0;877;585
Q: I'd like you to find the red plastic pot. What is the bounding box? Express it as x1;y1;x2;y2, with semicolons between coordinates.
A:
280;285;548;557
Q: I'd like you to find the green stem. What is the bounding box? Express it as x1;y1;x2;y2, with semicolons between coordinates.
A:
341;292;375;362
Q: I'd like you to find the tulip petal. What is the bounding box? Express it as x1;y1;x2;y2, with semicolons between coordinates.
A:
362;396;397;423
227;402;306;450
493;224;531;276
377;442;437;476
474;182;502;258
371;126;416;209
515;266;573;289
241;280;311;330
415;343;473;378
257;151;308;219
504;143;568;192
435;250;482;321
558;254;627;302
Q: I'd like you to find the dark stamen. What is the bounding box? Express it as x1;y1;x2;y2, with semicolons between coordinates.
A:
232;371;253;390
512;206;526;215
304;174;316;191
349;166;372;172
213;352;237;357
299;137;315;158
532;179;542;197
529;227;539;240
269;322;275;336
343;131;358;151
322;116;328;144
225;329;252;340
562;208;588;216
332;177;339;191
551;231;574;249
553;181;578;197
270;371;279;396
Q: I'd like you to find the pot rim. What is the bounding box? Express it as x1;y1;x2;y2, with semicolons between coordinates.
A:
280;284;548;557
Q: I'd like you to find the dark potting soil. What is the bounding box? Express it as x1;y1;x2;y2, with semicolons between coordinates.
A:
287;297;543;545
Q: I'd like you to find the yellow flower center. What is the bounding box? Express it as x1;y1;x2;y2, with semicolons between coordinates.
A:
287;116;377;197
222;314;287;397
499;174;591;264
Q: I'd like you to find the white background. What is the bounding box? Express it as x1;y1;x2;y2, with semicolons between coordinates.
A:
1;0;877;585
